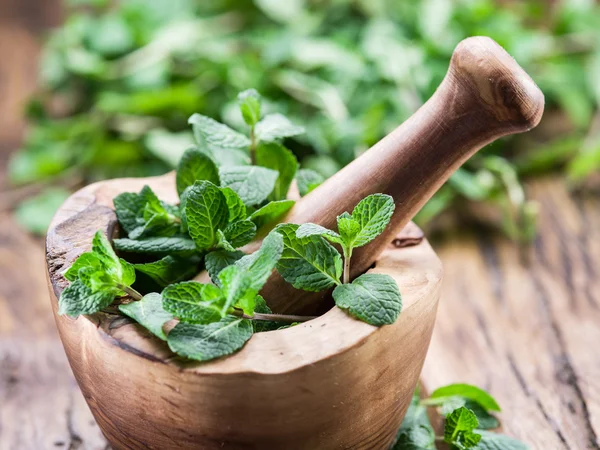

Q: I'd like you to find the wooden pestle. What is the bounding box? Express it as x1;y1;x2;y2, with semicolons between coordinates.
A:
258;36;544;315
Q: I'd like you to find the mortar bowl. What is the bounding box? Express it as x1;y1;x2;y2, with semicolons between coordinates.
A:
45;172;442;450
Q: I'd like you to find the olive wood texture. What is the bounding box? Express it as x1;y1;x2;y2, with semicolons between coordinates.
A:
258;36;544;315
46;173;442;450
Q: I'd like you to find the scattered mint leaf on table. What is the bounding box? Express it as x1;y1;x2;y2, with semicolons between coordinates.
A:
473;431;529;450
255;113;304;142
185;181;229;250
431;384;501;413
238;89;261;126
113;236;197;255
205;250;245;286
275;223;342;292
167;317;253;362
444;407;482;449
332;273;402;326
119;293;173;341
219;165;279;207
296;168;324;196
176;148;220;196
255;142;298;201
162;281;223;324
188;113;250;149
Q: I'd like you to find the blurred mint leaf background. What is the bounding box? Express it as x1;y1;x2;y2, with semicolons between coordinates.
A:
8;0;600;239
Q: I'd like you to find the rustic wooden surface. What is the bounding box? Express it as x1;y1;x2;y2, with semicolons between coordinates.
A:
0;2;599;449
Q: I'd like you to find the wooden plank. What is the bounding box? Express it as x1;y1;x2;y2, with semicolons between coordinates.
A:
422;177;600;449
0;214;108;449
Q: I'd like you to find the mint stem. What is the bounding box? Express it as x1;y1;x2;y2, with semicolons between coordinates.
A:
232;309;317;323
117;284;143;301
342;246;352;284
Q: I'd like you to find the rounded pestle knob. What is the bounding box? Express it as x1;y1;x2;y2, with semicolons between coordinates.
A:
263;36;545;314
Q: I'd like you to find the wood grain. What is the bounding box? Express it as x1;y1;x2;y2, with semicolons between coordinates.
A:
259;36;545;315
45;174;442;449
421;177;600;449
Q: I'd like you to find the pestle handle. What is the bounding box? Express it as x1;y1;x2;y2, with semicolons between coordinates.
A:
264;36;544;314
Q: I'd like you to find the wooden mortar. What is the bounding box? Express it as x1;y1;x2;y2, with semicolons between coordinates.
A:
46;173;441;450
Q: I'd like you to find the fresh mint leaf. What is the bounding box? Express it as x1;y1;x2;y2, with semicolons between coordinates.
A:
176;148;220;196
393;391;436;450
238;89;261;126
63;252;103;281
58;279;115;317
218;265;257;315
275;223;342;292
473;431;529;450
255;142;298;200
349;193;395;247
219;166;279;207
162;281;223;324
185;181;229;250
167;317;253;362
235;231;284;291
337;212;360;244
332;273;401;326
205;250;245;286
113;236;197;255
444;407;482;449
220;186;247;223
465;401;500;430
114;191;146;234
249;200;295;232
255;113;304;142
188;113;250;149
119;293;173;340
296;168;324;196
296;223;343;244
222;220;257;248
216;230;237;252
134;255;199;287
252;295;279;332
92;231;136;288
431;384;501;412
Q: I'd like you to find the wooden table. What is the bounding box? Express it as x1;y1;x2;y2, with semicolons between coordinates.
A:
1;2;599;449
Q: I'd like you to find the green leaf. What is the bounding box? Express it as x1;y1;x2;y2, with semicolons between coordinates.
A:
14;187;70;235
113;236;197;255
58;279;115;317
63;252;103;282
465;401;500;430
255;113;304;142
337;212;361;245
176;148;220;196
235;231;284;291
249;200;295;231
222;220;257;248
134;255;199;287
220;187;247;223
252;295;280;332
219;166;279;207
332;273;402;326
218;265;257;315
188;113;250;149
296;169;324;196
114;191;147;235
216;229;237;252
431;384;501;412
296;223;343;244
393;391;436;450
92;232;136;287
275;223;342;292
162;282;223;324
238;89;261;126
473;431;529;450
349;194;395;247
167;317;253;362
119;293;173;341
444;407;482;449
205;250;245;286
255;142;298;200
185;181;229;250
